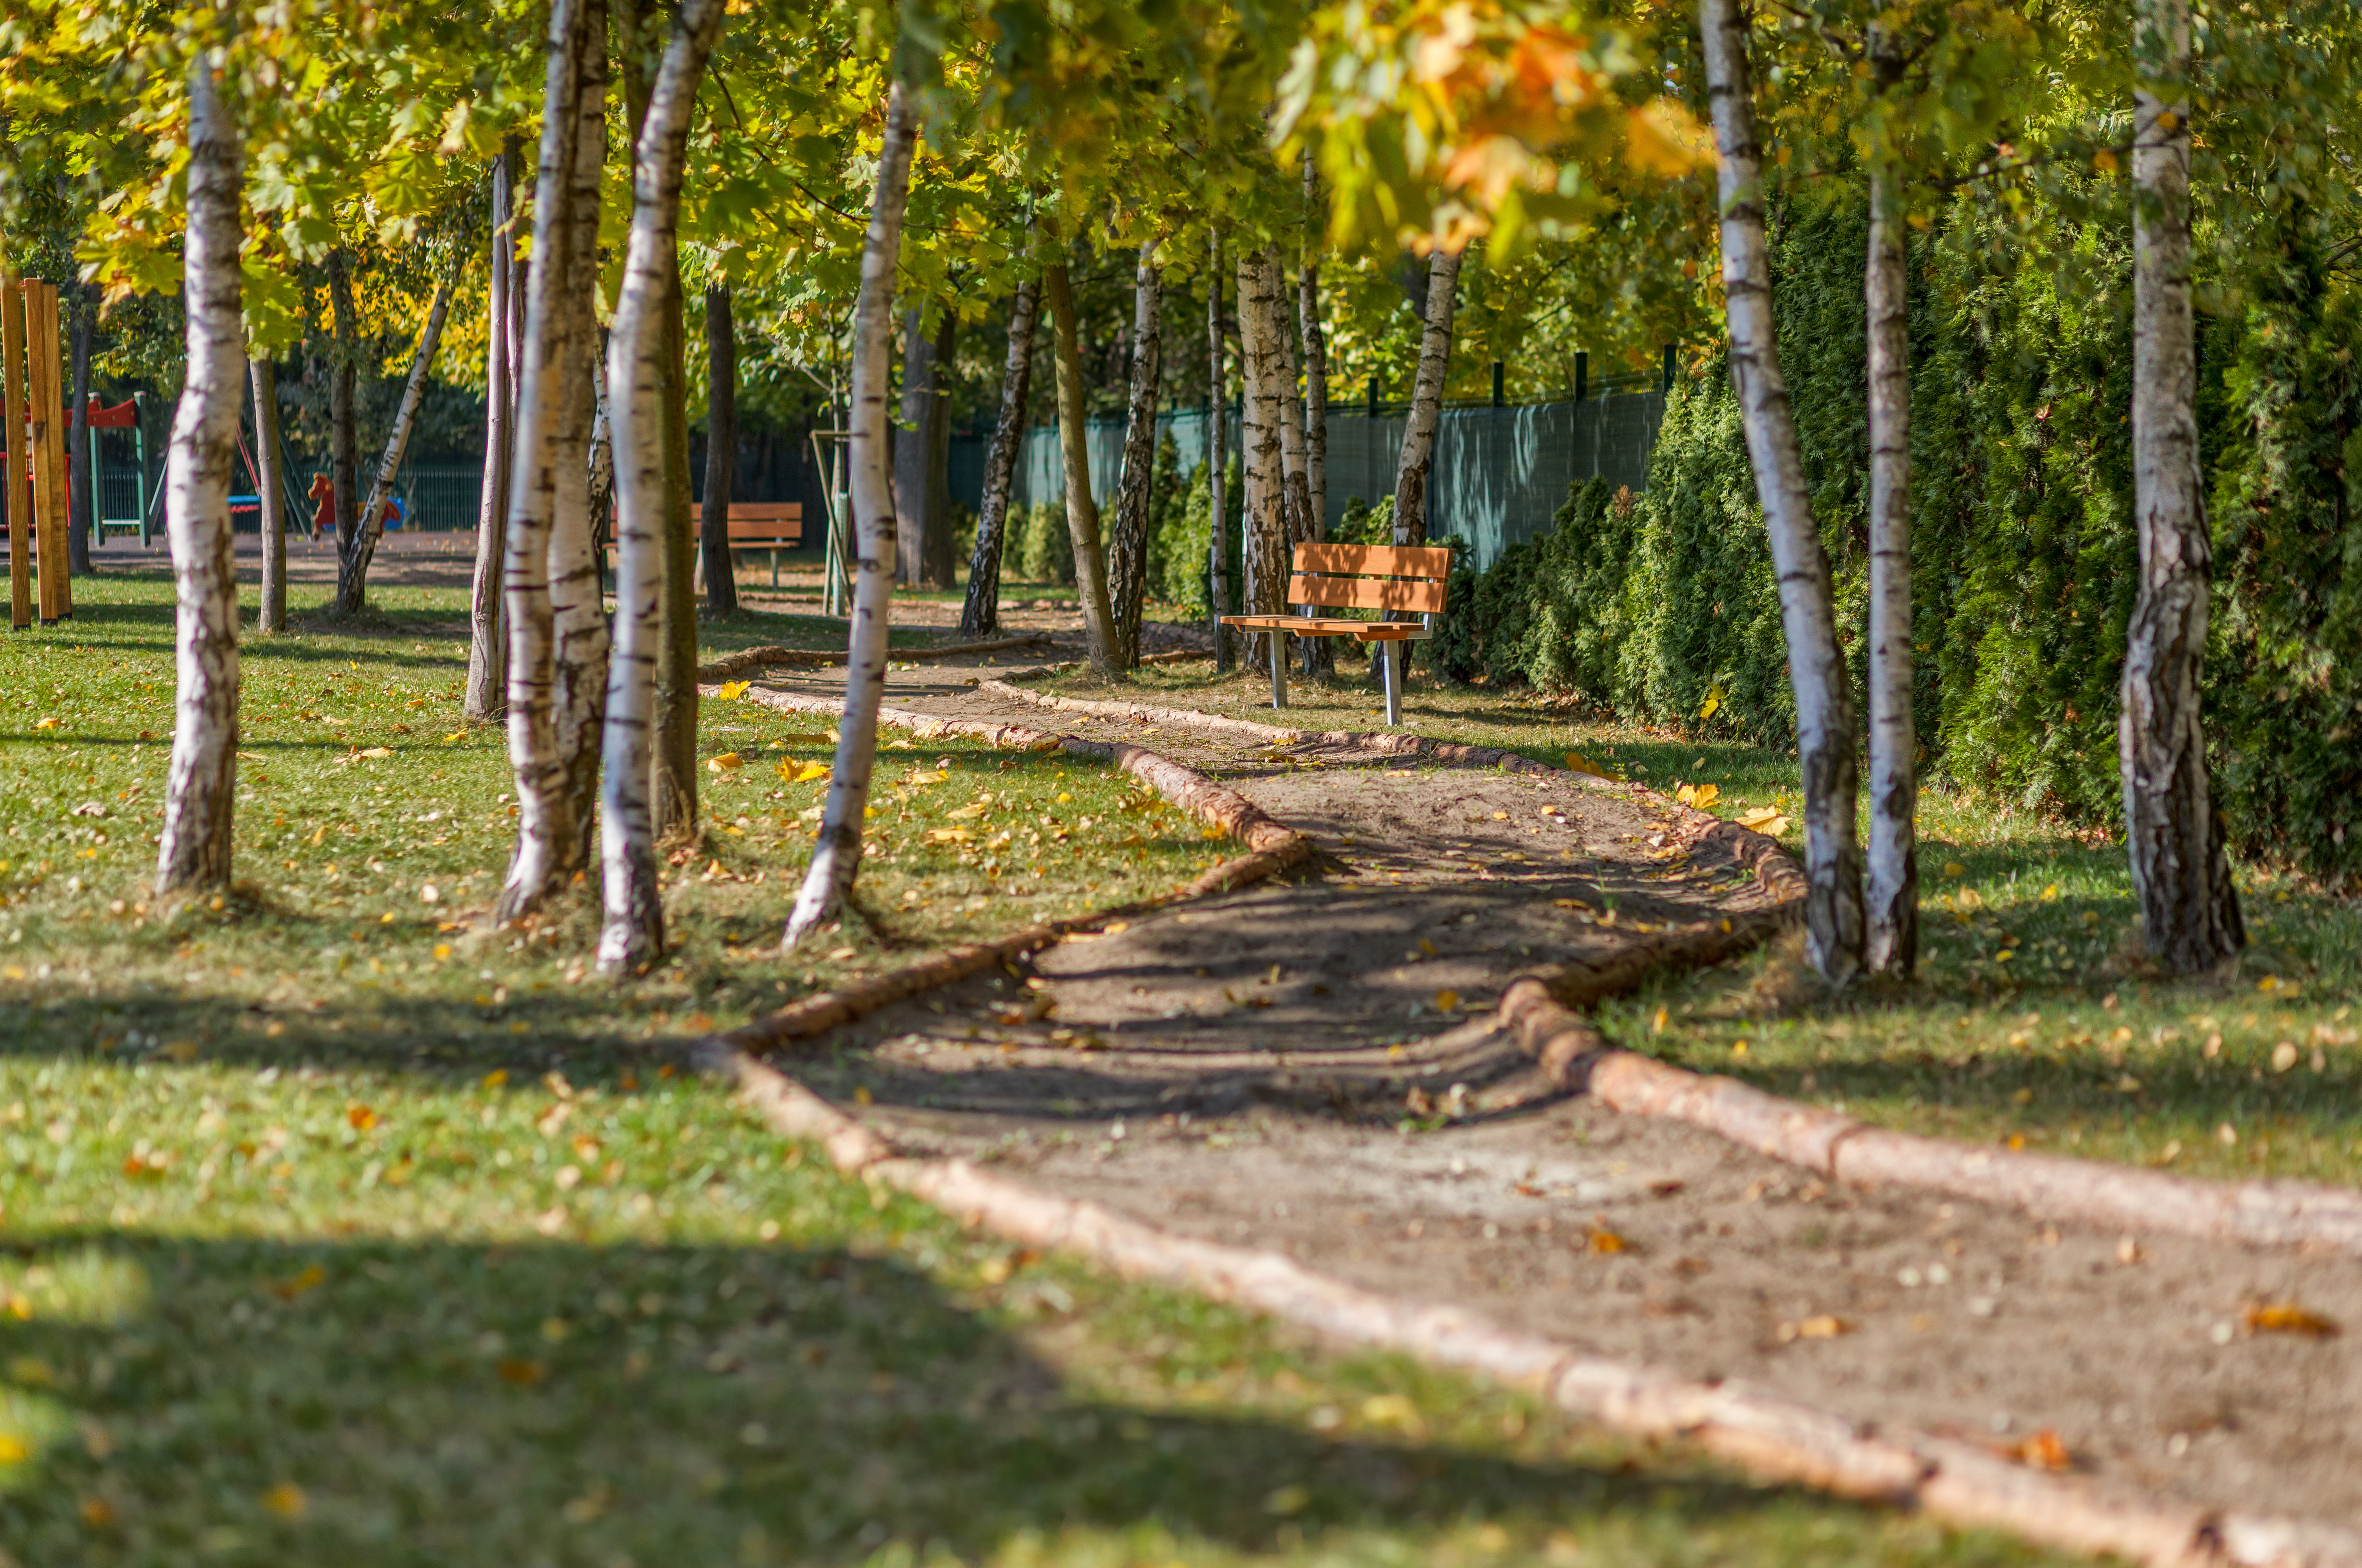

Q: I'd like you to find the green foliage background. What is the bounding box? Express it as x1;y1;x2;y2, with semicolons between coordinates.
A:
1433;193;2362;885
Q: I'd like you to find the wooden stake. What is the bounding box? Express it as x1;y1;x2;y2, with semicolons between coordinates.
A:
23;280;69;623
1;263;27;629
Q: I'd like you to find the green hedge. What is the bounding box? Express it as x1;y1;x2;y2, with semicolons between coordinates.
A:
1434;195;2362;883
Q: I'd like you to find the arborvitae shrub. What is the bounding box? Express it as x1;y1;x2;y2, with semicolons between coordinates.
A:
1014;500;1075;585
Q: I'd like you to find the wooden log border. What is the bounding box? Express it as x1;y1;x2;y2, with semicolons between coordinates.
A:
978;673;2362;1259
699;1043;2362;1568
697;632;1054;683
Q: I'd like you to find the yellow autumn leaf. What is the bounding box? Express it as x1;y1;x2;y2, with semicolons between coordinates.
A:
715;680;751;701
1697;682;1725;720
261;1482;308;1518
1776;1314;1851;1342
1675;783;1696;805
33;717;61;730
707;752;744;772
1433;988;1460;1012
925;827;972;845
1690;783;1721;810
2244;1301;2340;1338
441;730;466;743
1563;751;1609;778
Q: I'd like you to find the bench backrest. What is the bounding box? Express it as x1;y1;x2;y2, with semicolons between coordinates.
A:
724;502;802;542
1288;542;1451;615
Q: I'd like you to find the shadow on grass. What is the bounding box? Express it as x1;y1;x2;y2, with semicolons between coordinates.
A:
0;1232;2008;1566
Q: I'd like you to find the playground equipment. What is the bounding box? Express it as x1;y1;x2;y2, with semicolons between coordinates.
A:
0;266;72;627
87;394;147;544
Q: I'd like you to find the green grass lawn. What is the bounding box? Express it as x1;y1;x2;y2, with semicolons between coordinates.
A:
1051;662;2362;1188
0;572;2076;1565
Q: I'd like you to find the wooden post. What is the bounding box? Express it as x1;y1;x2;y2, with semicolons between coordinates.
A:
24;280;70;622
2;262;27;629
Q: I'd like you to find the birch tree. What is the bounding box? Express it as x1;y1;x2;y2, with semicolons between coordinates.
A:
249;357;287;635
1207;226;1232;672
496;0;600;925
1862;26;1916;975
1699;0;1864;983
327;252;359;542
335;279;453;616
783;77;919;948
1236;248;1289;669
1299;154;1329;551
1042;257;1122;678
1108;241;1162;668
465;145;517;723
959;274;1039;637
550;33;611;844
600;0;726;971
2120;0;2245;971
1389;248;1459;547
155;56;244;899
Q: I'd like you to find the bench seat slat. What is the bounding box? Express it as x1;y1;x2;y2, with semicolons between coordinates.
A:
1218;614;1425;641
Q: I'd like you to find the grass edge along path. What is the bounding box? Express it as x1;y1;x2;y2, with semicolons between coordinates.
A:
707;1045;2362;1568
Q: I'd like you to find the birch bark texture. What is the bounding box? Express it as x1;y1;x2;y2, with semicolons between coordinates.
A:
549;20;611;851
1108;242;1163;669
336;279;453;615
958;273;1038;639
1699;0;1865;984
2120;0;2245;973
1273;261;1325;678
154;59;245;899
783;78;918;949
699;281;738;613
1236;249;1289;676
250;357;287;635
1042;261;1122;678
496;0;598;925
1390;248;1460;548
327;252;359;542
600;0;726;972
1863;51;1917;977
465;144;517;722
1298;165;1329;545
1207;229;1232;671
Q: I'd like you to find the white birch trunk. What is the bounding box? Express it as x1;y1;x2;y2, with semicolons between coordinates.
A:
782;78;918;949
1699;0;1864;983
337;280;453;615
551;12;610;857
250;356;287;636
958;271;1038;638
496;0;595;924
2121;0;2244;972
599;0;725;971
1108;242;1162;669
1863;95;1917;976
1236;248;1288;676
1299;155;1329;542
1043;260;1123;678
1273;260;1321;678
155;59;245;899
465;144;517;724
1390;248;1460;548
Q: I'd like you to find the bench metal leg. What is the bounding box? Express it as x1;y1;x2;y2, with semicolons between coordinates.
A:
770;547;780;589
1268;632;1287;709
1382;641;1402;726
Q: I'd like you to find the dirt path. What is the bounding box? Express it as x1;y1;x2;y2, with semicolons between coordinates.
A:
742;663;2362;1531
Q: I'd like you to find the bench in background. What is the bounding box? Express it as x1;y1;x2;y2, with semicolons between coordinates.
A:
1222;542;1451;724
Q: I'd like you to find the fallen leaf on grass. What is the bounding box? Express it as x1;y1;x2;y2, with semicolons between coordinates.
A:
708;752;744;772
780;760;829;784
1563;751;1615;779
261;1482;307;1518
347;1105;378;1131
2243;1302;2340;1338
714;680;752;701
265;1265;326;1301
1734;807;1791;835
1775;1314;1851;1343
496;1358;546;1386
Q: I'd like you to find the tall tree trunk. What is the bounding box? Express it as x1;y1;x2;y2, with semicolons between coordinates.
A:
251;357;287;634
1273;260;1322;677
1863;45;1916;977
327;251;359;543
1390;248;1460;548
1042;260;1122;678
783;77;917;949
155;58;244;900
699;280;738;613
550;21;611;856
1236;248;1288;677
1207;226;1232;672
894;303;957;587
652;266;700;841
1300;153;1329;542
2121;0;2244;972
1108;241;1162;668
67;288;93;575
336;280;453;615
466;142;518;723
600;0;725;971
922;309;957;588
496;0;598;925
1699;0;1865;984
959;272;1037;638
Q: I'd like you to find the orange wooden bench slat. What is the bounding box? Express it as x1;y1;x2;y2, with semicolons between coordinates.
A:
1294;541;1451;578
1284;572;1448;614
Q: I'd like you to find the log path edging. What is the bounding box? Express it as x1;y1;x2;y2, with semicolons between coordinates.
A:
699;1041;2362;1568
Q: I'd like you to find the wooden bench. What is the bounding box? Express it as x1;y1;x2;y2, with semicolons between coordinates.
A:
607;501;806;587
1221;542;1451;724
